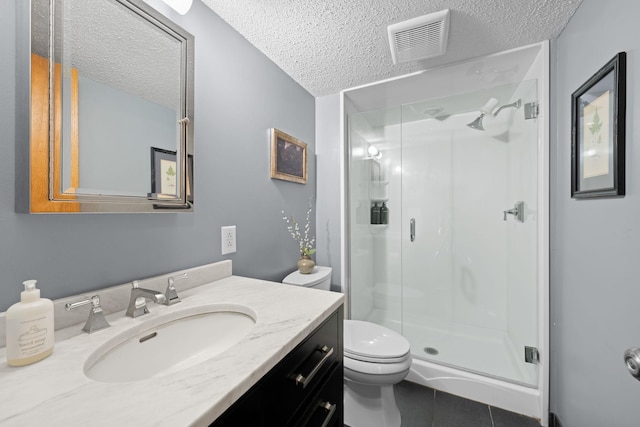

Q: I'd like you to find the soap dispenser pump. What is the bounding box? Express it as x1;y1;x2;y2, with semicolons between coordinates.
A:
5;280;54;366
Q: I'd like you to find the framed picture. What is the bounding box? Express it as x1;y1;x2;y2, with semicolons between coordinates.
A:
270;128;308;184
571;52;626;198
150;147;194;202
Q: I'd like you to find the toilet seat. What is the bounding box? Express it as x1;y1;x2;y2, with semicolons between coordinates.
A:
344;353;412;377
344;320;411;362
345;350;409;364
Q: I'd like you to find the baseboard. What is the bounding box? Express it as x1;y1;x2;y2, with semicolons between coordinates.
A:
549;412;563;427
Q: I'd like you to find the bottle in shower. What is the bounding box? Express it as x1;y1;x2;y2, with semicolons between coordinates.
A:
380;202;389;225
371;202;380;224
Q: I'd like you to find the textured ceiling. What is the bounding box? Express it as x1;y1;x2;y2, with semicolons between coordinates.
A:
201;0;582;97
32;0;182;109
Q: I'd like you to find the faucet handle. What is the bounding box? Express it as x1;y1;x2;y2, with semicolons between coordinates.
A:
165;273;187;306
65;295;110;334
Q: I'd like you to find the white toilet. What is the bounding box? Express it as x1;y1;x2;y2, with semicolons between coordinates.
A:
282;268;411;427
282;266;332;290
343;320;412;427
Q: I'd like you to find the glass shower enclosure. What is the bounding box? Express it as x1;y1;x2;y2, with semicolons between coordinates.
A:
348;79;540;387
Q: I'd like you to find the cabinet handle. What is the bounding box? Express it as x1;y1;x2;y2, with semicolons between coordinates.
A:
292;345;334;389
317;401;337;427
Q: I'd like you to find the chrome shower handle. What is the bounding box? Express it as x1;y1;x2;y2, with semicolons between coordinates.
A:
503;208;518;220
410;218;415;242
503;201;525;222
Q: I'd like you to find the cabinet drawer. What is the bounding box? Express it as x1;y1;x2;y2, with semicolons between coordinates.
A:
209;306;344;427
293;366;343;427
268;312;340;425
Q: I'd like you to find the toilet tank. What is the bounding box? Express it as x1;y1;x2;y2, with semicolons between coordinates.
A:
282;266;332;291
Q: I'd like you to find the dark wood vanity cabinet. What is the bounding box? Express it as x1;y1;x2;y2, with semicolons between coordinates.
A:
211;306;344;427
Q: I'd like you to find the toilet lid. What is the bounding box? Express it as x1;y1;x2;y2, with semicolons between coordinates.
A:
282;266;331;287
344;320;410;361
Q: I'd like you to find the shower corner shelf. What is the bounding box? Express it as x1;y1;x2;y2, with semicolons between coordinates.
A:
369;224;389;232
370;180;389;202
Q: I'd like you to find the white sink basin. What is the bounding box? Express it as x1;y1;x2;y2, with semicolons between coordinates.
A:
85;304;256;383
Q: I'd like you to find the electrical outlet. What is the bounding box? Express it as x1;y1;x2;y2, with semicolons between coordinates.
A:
221;226;236;255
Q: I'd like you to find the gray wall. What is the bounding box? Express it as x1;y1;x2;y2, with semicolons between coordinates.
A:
315;94;342;291
78;76;176;195
0;0;315;312
551;0;640;425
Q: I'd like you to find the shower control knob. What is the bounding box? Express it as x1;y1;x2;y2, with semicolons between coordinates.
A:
503;201;525;223
624;347;640;380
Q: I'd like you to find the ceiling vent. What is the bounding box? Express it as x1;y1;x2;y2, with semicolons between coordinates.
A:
387;9;450;65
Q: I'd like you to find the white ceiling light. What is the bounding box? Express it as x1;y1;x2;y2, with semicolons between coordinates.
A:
367;145;382;159
162;0;193;15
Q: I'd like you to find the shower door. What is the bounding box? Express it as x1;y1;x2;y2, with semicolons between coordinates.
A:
400;80;540;387
347;80;540;387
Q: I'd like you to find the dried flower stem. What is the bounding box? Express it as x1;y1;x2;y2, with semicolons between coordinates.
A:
282;197;316;256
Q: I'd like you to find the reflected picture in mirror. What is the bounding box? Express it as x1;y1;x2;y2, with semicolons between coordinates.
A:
151;147;193;203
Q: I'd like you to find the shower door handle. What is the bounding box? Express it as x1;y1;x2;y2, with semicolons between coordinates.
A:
410;218;415;242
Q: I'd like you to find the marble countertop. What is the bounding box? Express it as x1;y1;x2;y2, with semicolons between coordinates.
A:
0;274;344;426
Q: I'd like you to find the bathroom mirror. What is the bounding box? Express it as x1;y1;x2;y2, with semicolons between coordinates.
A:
28;0;194;213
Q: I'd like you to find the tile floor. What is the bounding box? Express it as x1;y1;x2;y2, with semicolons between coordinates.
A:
393;381;541;427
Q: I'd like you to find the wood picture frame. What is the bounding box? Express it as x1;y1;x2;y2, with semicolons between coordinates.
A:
571;52;626;198
270;128;308;184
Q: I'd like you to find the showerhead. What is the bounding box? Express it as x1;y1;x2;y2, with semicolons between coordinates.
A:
466;113;486;131
480;98;499;114
466;97;498;131
466;98;522;131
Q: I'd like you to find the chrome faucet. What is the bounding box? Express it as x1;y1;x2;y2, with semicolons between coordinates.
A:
65;295;111;334
126;280;167;318
164;273;188;306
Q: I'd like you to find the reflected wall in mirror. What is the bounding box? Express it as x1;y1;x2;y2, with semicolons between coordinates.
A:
28;0;194;213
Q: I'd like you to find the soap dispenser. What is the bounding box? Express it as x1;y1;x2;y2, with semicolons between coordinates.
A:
5;280;54;366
